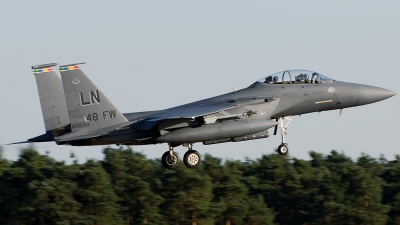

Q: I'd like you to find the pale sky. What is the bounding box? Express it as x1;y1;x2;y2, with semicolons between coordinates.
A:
1;1;399;163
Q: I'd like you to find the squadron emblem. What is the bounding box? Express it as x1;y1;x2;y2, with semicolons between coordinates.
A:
72;77;80;85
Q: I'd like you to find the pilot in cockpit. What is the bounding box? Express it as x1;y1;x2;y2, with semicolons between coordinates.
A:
264;76;273;84
296;73;310;83
304;74;309;83
273;76;279;84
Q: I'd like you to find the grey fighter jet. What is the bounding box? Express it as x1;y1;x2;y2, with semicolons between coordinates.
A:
11;63;396;169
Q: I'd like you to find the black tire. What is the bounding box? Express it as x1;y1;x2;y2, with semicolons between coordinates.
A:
161;151;179;169
183;150;201;168
277;144;289;155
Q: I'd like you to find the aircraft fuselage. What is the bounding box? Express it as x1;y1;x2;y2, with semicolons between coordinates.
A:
17;65;395;169
86;80;394;147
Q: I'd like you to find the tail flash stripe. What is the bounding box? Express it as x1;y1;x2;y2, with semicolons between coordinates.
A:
59;65;80;72
33;67;54;74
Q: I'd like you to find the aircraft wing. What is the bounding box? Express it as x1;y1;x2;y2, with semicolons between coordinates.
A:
54;102;233;140
57;97;273;140
154;104;237;119
138;97;271;130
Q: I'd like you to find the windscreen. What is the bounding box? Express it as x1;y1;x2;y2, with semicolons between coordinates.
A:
249;70;335;87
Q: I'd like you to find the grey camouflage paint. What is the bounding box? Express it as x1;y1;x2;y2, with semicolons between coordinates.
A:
13;65;396;149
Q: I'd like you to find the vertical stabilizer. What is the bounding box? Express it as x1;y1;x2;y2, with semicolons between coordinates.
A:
60;63;128;133
32;63;70;131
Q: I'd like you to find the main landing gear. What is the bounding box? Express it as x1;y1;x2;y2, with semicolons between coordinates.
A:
183;144;201;168
161;144;201;169
275;116;293;155
161;145;180;169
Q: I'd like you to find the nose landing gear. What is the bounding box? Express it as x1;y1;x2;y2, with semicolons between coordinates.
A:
277;143;289;155
276;116;293;155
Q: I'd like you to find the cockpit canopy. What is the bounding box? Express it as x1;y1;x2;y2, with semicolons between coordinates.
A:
250;70;335;87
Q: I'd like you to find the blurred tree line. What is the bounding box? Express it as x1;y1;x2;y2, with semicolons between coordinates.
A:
1;146;400;225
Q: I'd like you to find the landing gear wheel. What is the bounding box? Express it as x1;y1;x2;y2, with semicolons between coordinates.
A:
183;150;201;168
277;144;289;155
161;151;180;169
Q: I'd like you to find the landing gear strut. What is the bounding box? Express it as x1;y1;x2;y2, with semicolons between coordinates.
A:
161;144;179;169
183;144;201;168
276;116;293;155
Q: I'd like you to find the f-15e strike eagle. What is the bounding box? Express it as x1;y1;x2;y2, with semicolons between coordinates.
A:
11;63;395;169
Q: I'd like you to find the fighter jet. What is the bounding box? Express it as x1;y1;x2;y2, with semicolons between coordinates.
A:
11;63;395;169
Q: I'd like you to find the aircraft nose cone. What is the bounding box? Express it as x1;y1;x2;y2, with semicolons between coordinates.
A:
358;85;396;106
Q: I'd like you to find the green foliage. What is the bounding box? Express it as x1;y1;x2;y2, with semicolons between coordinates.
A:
2;146;400;225
0;146;10;176
73;160;123;224
155;162;214;224
102;147;164;224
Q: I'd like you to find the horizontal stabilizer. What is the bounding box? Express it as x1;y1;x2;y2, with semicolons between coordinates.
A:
8;130;56;145
6;141;32;145
54;121;133;142
55;132;106;142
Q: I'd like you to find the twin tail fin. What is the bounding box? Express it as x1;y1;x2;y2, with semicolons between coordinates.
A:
32;63;70;132
59;63;128;134
11;63;128;145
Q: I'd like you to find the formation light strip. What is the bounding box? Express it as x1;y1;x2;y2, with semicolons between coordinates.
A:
315;100;333;104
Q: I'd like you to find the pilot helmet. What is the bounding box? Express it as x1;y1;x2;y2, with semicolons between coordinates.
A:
273;76;279;83
304;74;309;82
